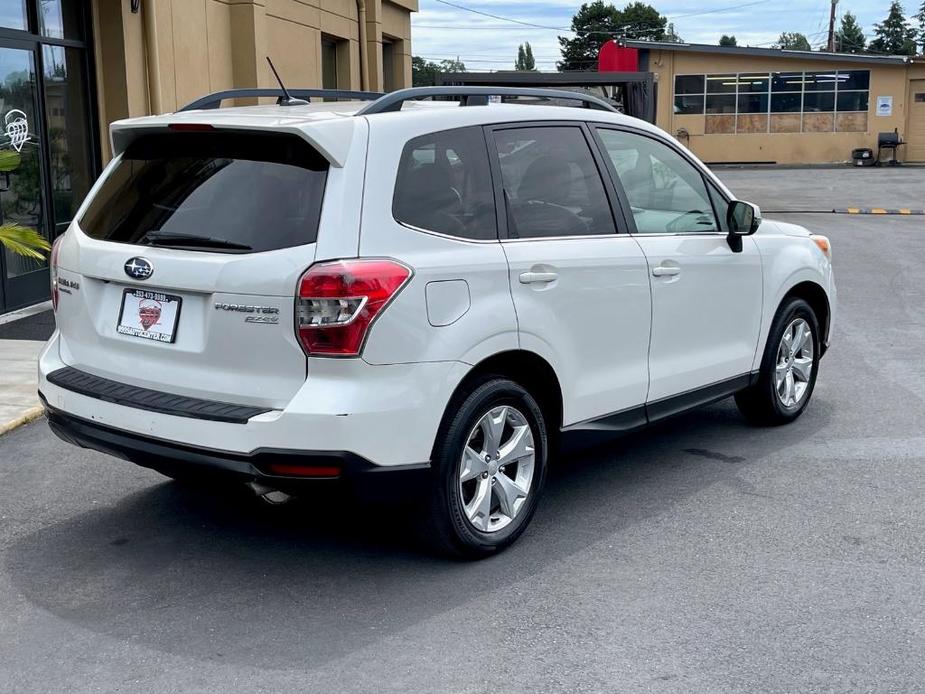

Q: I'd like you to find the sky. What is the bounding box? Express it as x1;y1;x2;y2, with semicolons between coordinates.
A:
411;0;920;71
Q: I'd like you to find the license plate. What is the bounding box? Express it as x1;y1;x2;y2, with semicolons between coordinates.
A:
117;288;182;343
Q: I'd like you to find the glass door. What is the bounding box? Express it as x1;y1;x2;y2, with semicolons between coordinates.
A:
0;39;47;311
0;0;96;313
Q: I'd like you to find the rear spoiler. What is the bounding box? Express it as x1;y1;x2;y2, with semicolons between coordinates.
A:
109;117;359;168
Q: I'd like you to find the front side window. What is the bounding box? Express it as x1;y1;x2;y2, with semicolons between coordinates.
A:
597;129;719;235
492;126;615;239
393;126;496;240
79;131;329;253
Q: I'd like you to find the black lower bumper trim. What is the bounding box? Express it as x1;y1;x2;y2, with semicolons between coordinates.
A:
46;366;271;424
41;397;430;494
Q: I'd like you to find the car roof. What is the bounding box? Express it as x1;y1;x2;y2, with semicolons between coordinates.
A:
117;98;651;131
108;99;669;170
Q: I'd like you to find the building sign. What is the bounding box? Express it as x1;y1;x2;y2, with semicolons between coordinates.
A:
876;96;893;117
3;109;29;152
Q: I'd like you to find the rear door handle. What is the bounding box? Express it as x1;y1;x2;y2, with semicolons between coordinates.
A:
652;265;681;277
519;271;559;284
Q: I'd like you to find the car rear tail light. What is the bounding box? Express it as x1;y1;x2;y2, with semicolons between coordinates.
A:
168;123;215;132
262;463;342;478
50;235;62;312
296;259;412;357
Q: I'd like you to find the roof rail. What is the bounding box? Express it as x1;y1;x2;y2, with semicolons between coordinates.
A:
179;88;384;113
355;86;619;115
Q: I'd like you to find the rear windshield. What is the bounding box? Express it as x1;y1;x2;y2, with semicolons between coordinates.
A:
79;131;328;253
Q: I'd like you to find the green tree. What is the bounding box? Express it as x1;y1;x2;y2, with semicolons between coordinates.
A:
869;1;917;55
835;12;867;53
775;32;812;50
558;1;623;71
558;1;667;71
411;56;467;87
620;2;668;41
439;58;466;73
719;34;738;46
515;42;537;71
411;56;435;87
915;1;925;53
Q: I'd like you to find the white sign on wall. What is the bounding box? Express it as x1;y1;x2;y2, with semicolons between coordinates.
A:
876;96;893;117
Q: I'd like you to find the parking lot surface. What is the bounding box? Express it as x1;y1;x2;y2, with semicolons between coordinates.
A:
1;168;923;693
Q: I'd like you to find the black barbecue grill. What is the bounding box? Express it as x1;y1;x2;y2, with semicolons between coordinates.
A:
877;129;905;166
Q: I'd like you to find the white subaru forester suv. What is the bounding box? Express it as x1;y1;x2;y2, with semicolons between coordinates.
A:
39;86;835;558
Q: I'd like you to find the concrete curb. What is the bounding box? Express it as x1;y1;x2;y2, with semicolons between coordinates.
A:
0;406;44;437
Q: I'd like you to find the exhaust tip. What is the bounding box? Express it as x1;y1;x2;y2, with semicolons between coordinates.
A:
246;481;294;505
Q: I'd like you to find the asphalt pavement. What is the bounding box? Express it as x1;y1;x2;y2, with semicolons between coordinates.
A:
1;167;923;693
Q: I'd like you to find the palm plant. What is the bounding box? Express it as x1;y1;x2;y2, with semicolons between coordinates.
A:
0;223;51;260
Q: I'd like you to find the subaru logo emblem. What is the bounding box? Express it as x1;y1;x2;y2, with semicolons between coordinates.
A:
124;257;153;281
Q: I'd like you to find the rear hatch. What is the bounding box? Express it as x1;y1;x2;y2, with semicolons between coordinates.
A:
54;126;340;409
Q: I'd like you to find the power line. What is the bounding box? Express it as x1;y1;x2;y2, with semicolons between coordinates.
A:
411;22;566;31
430;0;564;30
414;22;668;37
425;0;774;34
667;0;769;20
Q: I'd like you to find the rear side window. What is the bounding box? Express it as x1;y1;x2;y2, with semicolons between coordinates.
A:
79;131;328;253
393;127;497;240
491;126;616;239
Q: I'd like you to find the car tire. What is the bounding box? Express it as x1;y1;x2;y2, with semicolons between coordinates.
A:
425;376;548;559
735;297;821;426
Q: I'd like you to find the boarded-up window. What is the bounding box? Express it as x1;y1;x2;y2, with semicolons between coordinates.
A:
836;112;868;133
705;115;735;134
737;114;769;133
676;69;871;136
803;113;835;132
771;114;802;133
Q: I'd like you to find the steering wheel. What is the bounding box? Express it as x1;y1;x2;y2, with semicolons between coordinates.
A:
666;209;716;234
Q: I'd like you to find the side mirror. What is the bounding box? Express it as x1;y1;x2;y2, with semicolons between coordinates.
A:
726;200;761;252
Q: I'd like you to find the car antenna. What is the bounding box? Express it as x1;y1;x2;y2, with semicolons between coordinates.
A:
266;57;308;107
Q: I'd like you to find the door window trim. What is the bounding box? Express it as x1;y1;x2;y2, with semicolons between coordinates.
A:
483;120;632;242
589;124;730;238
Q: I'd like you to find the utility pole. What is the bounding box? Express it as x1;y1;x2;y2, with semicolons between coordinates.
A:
827;0;839;52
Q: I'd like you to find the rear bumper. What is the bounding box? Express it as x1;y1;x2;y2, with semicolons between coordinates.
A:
39;333;470;468
43;398;431;495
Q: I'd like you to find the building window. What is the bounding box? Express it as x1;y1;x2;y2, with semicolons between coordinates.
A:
674;69;871;134
321;38;338;90
382;40;396;92
382;37;406;93
38;0;85;40
0;0;28;31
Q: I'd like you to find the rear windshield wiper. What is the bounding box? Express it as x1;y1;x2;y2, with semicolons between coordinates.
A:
139;230;252;251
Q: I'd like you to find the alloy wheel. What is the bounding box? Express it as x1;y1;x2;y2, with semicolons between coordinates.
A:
459;405;536;533
775;317;814;408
